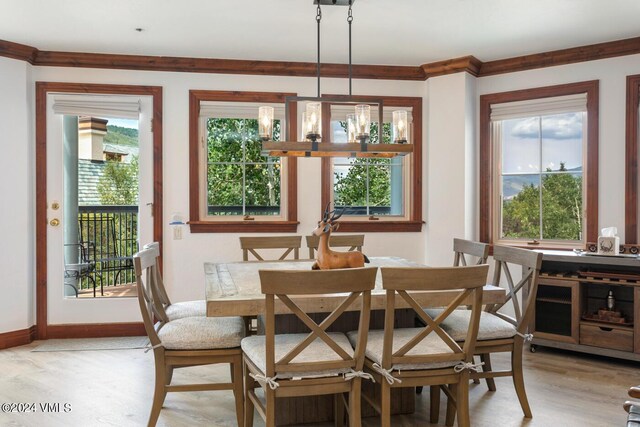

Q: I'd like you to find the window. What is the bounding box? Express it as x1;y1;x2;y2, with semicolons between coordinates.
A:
189;91;298;233
625;74;640;244
321;95;422;232
480;81;599;248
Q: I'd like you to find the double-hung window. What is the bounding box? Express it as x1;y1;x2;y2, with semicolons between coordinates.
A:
480;81;599;248
189;91;298;232
321;96;423;232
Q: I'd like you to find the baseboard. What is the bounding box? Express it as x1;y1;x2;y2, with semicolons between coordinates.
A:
45;322;145;339
0;325;37;350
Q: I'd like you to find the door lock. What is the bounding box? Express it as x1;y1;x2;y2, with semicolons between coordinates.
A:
49;218;60;227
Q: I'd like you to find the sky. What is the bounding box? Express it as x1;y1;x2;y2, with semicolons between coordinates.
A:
104;118;138;129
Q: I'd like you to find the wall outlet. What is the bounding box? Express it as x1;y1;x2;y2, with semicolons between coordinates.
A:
173;226;183;240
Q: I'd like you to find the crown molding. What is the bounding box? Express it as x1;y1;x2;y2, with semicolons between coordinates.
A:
1;35;640;80
479;36;640;76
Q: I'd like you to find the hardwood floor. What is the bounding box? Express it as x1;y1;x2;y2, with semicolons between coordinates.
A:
0;341;632;426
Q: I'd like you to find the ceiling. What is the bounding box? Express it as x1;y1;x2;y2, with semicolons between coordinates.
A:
1;0;639;66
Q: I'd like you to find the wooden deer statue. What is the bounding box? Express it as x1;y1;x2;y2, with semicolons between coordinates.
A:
311;204;370;270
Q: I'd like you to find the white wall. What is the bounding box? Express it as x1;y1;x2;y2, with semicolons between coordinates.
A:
0;57;33;333
30;66;427;307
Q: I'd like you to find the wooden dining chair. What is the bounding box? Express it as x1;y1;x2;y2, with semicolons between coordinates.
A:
134;247;246;427
143;242;206;321
242;267;377;427
347;265;489;427
239;236;302;261
453;238;489;266
428;245;543;422
306;234;365;259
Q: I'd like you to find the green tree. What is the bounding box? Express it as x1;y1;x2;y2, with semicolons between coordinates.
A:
97;156;139;205
503;162;582;240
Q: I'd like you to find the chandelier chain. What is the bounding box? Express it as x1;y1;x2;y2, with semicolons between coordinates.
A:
348;3;353;96
316;4;322;98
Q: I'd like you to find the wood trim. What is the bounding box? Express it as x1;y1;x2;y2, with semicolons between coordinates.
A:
480;36;640;77
35;82;163;339
189;90;298;233
0;39;38;63
626;74;640;244
320;95;423;232
46;322;145;339
0;326;37;350
479;80;599;245
421;56;482;78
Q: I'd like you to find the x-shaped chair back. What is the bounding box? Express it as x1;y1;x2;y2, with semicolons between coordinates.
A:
486;245;543;334
258;267;377;379
453;238;490;266
240;236;302;261
306;234;365;258
380;265;489;370
134;247;170;349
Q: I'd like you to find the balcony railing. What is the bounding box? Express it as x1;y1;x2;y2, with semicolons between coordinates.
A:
73;205;138;296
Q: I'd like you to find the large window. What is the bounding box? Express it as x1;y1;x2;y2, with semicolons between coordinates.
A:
189;91;298;233
321;96;422;232
480;81;599;248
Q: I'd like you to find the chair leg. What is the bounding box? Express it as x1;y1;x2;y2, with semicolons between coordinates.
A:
348;378;362;427
243;360;255;427
231;357;244;427
148;355;167;427
165;366;174;385
445;384;456;427
512;343;533;418
480;353;497;391
430;385;440;423
265;389;276;427
380;381;391;427
472;356;480;384
334;393;345;427
456;374;471;427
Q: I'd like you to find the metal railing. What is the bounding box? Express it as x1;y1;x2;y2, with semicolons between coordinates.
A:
75;205;138;296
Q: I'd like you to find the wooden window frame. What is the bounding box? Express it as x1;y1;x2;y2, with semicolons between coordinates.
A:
320;95;423;232
479;80;599;248
625;74;640;244
188;90;298;233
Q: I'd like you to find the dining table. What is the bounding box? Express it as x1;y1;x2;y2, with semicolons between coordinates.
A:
203;257;506;426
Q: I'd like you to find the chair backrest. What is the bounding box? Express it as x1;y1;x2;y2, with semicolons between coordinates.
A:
142;242;171;307
380;265;489;370
258;267;377;379
453;238;489;266
240;236;302;261
305;234;365;258
133;247;169;350
487;245;543;334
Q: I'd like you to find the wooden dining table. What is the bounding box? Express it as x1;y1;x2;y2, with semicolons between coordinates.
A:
204;257;505;425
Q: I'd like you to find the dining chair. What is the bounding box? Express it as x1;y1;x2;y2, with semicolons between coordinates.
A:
239;236;302;261
306;234;365;259
347;265;489;427
427;245;543;421
453;238;490;266
134;247;246;427
143;242;206;321
242;267;378;427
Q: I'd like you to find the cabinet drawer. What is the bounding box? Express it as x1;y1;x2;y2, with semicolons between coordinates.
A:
579;323;633;352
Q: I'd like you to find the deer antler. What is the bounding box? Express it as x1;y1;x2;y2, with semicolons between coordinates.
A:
322;202;332;222
330;207;345;223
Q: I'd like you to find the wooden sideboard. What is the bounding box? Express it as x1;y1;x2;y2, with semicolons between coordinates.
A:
531;250;640;361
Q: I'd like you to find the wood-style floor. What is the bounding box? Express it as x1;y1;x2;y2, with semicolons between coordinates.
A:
0;340;633;426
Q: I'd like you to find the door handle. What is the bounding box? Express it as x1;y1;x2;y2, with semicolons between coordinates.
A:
49;218;60;227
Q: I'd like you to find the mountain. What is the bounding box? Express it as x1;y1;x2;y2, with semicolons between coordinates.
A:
503;166;582;199
104;125;138;147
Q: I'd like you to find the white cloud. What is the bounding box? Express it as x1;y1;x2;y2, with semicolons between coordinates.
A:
510;113;582;140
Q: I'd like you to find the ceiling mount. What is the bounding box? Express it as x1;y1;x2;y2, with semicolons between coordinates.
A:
314;0;354;5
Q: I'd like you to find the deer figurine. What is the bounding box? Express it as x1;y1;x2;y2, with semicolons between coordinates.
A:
311;204;370;270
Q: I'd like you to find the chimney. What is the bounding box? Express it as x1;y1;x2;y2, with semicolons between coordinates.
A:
78;117;108;161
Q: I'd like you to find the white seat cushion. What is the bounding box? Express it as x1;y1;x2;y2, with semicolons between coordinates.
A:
346;328;460;371
157;316;245;350
241;333;354;379
165;300;207;321
424;309;517;341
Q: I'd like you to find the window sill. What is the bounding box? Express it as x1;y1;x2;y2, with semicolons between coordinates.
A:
334;221;424;232
487;241;584;255
188;220;299;233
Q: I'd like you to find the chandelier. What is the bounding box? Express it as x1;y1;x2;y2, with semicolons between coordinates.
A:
258;0;413;158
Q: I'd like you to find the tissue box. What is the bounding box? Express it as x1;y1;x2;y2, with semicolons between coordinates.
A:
597;236;620;255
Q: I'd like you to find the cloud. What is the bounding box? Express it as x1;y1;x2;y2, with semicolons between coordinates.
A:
510;113;582;140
